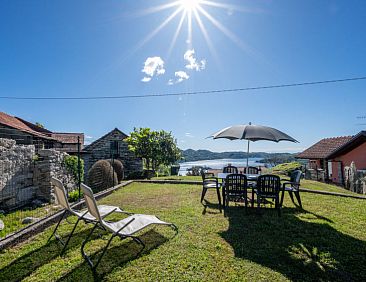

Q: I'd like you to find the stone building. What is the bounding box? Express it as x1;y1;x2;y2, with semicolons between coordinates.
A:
82;128;142;178
0;111;84;154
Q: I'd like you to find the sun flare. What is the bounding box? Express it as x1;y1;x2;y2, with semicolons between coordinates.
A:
134;0;255;60
179;0;202;12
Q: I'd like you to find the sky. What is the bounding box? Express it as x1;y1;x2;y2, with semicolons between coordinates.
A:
1;0;366;153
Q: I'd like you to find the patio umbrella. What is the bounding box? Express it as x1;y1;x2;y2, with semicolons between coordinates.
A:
210;123;299;168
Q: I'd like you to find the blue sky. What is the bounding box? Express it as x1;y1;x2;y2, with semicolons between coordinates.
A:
1;0;366;153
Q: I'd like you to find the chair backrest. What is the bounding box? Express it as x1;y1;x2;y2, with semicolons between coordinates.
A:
201;171;215;180
256;174;281;195
225;174;247;195
51;177;71;211
290;170;302;189
245;166;260;174
81;183;103;223
223;165;238;174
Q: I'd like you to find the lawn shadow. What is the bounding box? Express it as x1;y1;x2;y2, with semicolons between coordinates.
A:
0;228;94;282
57;229;170;281
220;207;366;281
202;200;222;215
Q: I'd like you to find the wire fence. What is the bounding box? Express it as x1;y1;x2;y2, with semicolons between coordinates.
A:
0;129;84;240
0;129;123;241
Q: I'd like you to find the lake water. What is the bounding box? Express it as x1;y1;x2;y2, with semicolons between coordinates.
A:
178;158;264;175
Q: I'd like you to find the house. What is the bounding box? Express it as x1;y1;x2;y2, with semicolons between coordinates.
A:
82;128;143;178
297;131;366;184
51;133;84;154
0;111;84;154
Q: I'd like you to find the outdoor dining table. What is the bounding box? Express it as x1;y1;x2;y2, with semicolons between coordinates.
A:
217;173;259;207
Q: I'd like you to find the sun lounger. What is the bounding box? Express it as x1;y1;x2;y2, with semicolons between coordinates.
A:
80;183;178;274
49;177;128;255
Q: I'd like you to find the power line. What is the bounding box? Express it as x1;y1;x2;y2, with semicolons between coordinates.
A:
1;76;366;100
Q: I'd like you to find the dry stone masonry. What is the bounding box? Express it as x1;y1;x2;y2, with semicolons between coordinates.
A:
0;138;77;210
0;138;35;209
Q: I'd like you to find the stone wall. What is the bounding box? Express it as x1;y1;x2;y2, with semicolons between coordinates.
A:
33;149;77;202
83;129;142;178
0;138;77;210
0;138;36;210
344;162;366;194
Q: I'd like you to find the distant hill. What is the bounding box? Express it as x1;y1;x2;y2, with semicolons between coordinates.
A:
181;149;297;164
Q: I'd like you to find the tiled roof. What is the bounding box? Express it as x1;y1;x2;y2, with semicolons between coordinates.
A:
0;112;54;140
51;133;84;145
296;136;353;159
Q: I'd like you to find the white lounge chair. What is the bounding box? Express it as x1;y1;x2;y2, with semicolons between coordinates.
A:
80;183;178;274
49;177;129;255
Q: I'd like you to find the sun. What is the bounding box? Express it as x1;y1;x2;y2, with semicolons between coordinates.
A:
179;0;202;12
133;0;255;60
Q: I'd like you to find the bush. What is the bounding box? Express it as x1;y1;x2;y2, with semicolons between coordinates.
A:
271;162;302;175
107;159;124;182
125;170;145;180
156;164;170;177
68;190;82;202
63;155;84;182
87;160;118;192
186;166;203;176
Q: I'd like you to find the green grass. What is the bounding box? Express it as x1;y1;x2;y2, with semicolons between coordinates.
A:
154;175;360;196
0;182;365;281
0;204;60;238
152;175;201;181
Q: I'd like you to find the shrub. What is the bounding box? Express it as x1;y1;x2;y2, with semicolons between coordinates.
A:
87;160;118;192
68;190;82;202
186;166;203;176
63;155;84;182
107;159;124;182
125;170;145;180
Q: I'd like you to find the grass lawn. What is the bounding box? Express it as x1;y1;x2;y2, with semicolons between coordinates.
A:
0;182;365;281
0;204;60;238
153;175;360;196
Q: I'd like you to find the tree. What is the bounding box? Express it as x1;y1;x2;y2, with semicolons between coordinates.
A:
125;128;181;174
35;122;44;128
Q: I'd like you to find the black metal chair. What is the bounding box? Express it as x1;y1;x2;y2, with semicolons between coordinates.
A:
281;170;303;208
255;174;281;216
245;166;260;174
223;165;238;174
223;174;248;215
201;172;222;212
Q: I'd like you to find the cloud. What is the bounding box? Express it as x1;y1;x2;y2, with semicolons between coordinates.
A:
185;132;194;138
85;135;93;139
141;56;165;82
184;49;206;71
168;71;189;85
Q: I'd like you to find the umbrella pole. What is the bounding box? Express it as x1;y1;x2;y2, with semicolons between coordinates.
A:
246;140;250;170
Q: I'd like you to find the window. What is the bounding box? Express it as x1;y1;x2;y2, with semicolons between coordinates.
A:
110;140;120;158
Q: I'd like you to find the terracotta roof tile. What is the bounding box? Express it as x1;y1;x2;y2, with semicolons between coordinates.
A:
0;112;54;139
51;133;84;144
296;136;353;159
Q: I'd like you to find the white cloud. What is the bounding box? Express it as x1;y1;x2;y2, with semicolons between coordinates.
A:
168;71;190;85
175;71;189;82
141;77;152;82
141;56;165;82
85;135;93;139
184;49;206;71
185;132;194;138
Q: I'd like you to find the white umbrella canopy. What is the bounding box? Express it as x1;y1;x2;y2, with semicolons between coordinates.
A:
210;123;299;168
